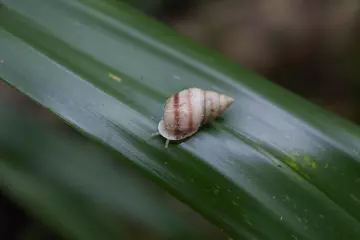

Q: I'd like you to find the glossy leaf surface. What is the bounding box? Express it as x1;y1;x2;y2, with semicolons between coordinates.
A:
0;88;201;240
0;0;360;239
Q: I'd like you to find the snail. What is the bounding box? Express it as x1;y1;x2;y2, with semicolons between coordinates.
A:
153;88;234;148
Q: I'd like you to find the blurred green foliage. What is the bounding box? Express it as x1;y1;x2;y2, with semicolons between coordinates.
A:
0;84;219;239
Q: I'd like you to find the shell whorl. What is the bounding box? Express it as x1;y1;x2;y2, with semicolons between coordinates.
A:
158;88;234;141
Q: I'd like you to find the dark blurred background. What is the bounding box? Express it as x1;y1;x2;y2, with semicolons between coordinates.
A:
1;0;360;239
154;0;360;123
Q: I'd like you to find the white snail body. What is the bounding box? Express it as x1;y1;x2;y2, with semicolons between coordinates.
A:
156;88;234;147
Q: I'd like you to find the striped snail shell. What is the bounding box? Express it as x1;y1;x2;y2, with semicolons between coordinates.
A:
156;88;234;148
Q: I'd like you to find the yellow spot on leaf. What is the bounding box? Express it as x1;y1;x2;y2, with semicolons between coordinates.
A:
285;159;299;171
300;155;318;169
304;155;311;163
108;73;122;82
311;162;317;169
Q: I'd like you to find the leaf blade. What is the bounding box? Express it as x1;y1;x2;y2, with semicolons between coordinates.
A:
1;0;360;239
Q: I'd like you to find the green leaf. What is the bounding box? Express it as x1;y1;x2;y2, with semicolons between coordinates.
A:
0;0;360;239
0;93;201;239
